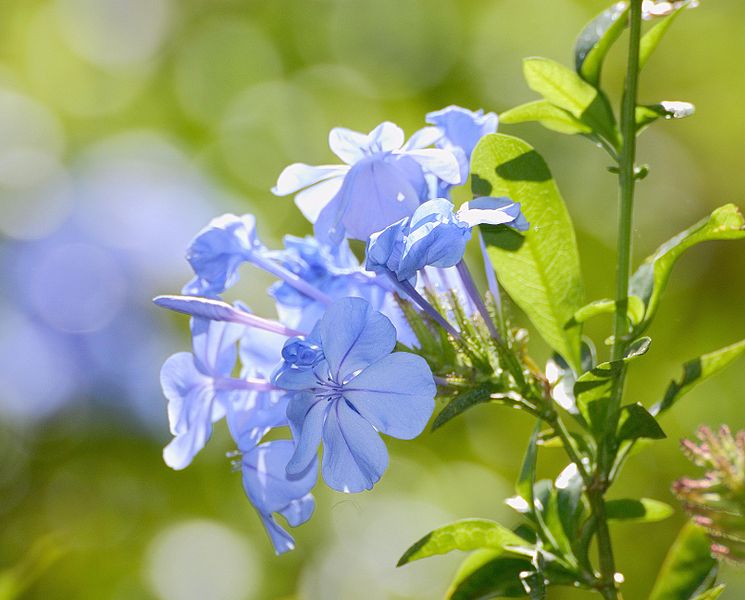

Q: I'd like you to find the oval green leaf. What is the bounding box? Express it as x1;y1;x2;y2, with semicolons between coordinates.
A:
473;134;584;372
501;100;592;135
397;519;529;567
606;498;674;523
574;2;629;86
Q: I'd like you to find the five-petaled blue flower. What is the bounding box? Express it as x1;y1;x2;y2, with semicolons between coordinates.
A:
272;297;436;493
272;122;462;245
366;197;528;284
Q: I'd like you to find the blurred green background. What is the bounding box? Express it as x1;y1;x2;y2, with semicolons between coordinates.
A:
1;0;744;598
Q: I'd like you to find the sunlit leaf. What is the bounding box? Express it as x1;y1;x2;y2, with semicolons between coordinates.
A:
447;551;534;600
649;522;718;600
571;296;645;327
574;2;629;86
617;403;666;441
693;585;726;600
574;361;623;436
431;387;510;431
500;100;592;135
397;519;529;567
474;134;584;372
654;338;745;416
639;1;692;71
523;57;619;147
631;204;745;330
606;498;674;523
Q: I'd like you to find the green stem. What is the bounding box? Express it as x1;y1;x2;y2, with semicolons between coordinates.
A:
593;2;644;597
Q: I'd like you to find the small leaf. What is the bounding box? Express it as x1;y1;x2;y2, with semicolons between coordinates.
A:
397;519;529;567
447;551;534;600
636;101;696;132
517;422;542;508
474;134;585;372
618;403;666;441
649;522;718;600
655;338;745;415
574;2;629;86
631;204;745;330
570;296;645;327
624;337;651;360
501;100;592;135
606;498;674;523
639;1;692;71
431;387;494;431
574;361;624;436
693;585;726;600
523;57;619;147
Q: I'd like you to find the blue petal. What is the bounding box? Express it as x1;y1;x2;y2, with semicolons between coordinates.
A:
343;352;436;440
294;177;344;224
226;390;288;451
321;399;388;493
401;126;443;151
318;297;396;382
160;353;221;470
426;105;499;159
279;492;315;527
286;392;330;475
366;122;404;153
365;218;407;276
185;214;264;295
259;512;296;555
457;197;529;231
239;326;286;377
272;163;348;196
401;148;462;185
190;317;244;377
328;128;369;164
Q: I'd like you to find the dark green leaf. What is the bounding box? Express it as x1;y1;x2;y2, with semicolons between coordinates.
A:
649;522;718;600
516;422;542;508
574;2;629;86
636;101;696;132
501;100;591;135
655;338;745;415
431;387;494;431
631;204;745;329
397;519;529;567
473;134;585;371
606;498;674;523
523;57;619;147
639;1;692;71
447;551;534;599
618;403;666;441
574;361;623;436
555;464;585;541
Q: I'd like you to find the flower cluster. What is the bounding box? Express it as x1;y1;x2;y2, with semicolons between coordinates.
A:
674;425;745;563
155;106;528;553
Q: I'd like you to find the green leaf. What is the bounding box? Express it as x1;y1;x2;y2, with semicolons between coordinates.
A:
522;57;619;147
501;100;592;135
649;522;718;600
606;498;674;523
655;338;745;415
636;101;696;132
574;361;623;436
574;2;629;86
432;387;504;431
639;1;692;71
474;134;584;371
447;551;534;599
397;519;529;567
693;585;726;600
517;422;541;508
571;296;645;327
631;204;745;329
618;403;666;441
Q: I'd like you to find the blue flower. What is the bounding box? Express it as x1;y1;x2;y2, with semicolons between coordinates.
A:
366;197;528;284
426;106;499;195
160;318;246;470
183;213;265;296
272;122;462;244
272;297;435;493
241;440;317;555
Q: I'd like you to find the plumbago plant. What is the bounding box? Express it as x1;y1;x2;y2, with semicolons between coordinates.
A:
154;1;745;597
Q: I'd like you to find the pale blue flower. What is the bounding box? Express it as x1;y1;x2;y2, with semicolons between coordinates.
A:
366;197;528;283
272;122;462;244
241;440;317;555
183;213;265;296
426;106;499;195
272;297;435;493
